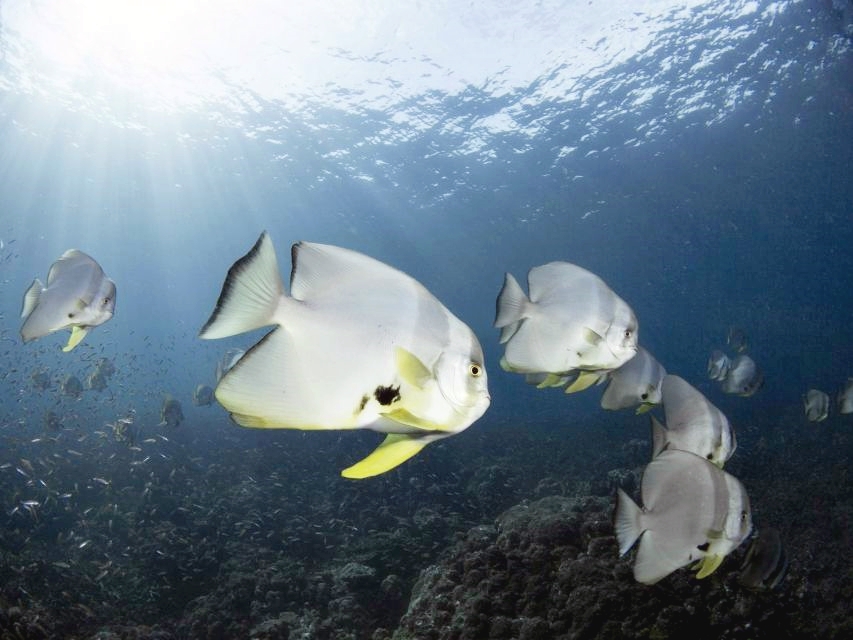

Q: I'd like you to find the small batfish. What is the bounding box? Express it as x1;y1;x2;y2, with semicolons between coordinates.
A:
727;327;748;353
720;354;763;397
30;369;52;391
86;369;108;392
837;378;853;415
600;346;666;413
20;249;116;352
738;527;787;590
216;348;245;382
495;262;638;382
615;448;752;585
707;349;731;381
804;389;830;422
192;384;215;407
199;232;490;479
159;395;184;427
60;374;83;399
94;357;116;378
655;374;736;467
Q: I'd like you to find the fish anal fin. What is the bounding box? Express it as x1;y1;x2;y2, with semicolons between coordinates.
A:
395;347;432;389
341;433;428;479
62;326;89;352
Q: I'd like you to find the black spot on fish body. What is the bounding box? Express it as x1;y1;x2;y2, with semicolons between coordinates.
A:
374;385;401;406
357;394;369;412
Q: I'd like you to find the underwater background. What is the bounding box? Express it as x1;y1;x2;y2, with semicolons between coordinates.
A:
1;1;852;638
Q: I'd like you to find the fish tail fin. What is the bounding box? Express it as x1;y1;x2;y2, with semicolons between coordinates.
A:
199;232;284;339
614;488;644;556
650;415;668;458
20;279;43;320
341;433;429;479
494;273;529;342
62;326;89;352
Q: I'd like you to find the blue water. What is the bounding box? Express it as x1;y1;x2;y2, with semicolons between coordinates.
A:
0;0;851;634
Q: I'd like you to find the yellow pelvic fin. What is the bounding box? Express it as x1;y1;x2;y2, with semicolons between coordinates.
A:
395;347;432;389
695;553;725;579
62;326;89;352
564;371;602;394
384;407;449;432
635;403;655;415
341;433;428;479
537;373;569;389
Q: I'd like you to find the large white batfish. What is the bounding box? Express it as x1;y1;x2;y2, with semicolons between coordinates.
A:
199;232;490;479
655;374;736;468
600;346;666;413
615;448;753;585
495;261;638;392
20;249;116;352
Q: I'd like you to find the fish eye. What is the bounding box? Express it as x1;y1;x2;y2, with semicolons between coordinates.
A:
67;312;75;319
624;329;632;339
469;363;483;377
640;392;648;400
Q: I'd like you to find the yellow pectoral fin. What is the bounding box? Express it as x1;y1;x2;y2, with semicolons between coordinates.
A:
564;371;601;394
395;347;433;389
384;407;450;432
695;553;725;579
62;326;89;352
341;434;429;479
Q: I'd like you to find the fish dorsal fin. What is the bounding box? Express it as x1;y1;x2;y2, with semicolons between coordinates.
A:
62;326;89;352
341;433;430;479
290;241;422;304
395;347;432;389
651;415;668;458
47;250;88;285
21;279;44;319
564;370;602;393
199;232;284;339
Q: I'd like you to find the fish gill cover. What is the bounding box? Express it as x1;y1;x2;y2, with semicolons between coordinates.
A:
0;0;852;638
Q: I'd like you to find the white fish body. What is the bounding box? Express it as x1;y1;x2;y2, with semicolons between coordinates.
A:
804;389;830;422
655;374;736;467
600;346;666;413
199;233;490;478
837;378;853;415
720;355;763;397
495;262;638;376
20;249;116;352
707;350;731;381
615;448;752;585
